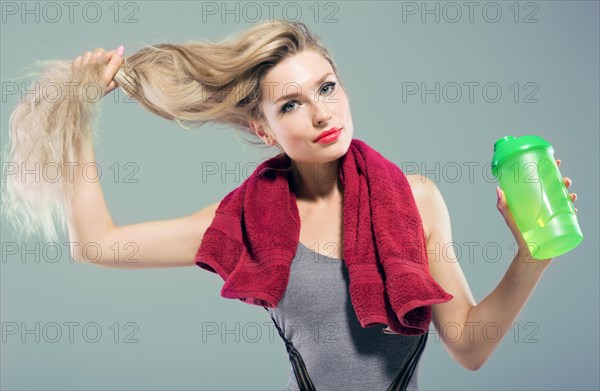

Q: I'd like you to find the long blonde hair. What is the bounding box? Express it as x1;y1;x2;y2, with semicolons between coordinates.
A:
1;20;343;243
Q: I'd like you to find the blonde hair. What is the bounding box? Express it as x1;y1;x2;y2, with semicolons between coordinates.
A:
1;20;344;243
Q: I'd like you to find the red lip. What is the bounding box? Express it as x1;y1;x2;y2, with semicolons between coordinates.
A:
314;127;342;142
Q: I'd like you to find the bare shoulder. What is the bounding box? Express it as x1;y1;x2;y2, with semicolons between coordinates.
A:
406;173;439;198
406;173;429;193
405;174;444;242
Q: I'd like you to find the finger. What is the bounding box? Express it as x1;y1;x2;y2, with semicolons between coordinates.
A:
497;187;508;209
103;51;124;86
574;207;578;214
103;49;116;60
556;159;561;166
82;50;93;65
104;80;117;95
570;193;577;201
563;176;572;187
72;55;82;73
92;48;106;62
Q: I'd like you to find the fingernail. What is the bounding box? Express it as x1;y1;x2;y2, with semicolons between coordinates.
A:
116;44;125;57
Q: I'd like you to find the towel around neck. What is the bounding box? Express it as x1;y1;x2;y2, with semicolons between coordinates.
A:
195;138;454;336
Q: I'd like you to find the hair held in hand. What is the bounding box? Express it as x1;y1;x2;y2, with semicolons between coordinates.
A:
1;20;340;242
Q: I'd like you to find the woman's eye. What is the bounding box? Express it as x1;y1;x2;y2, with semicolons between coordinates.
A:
280;81;337;114
281;101;297;113
321;81;337;94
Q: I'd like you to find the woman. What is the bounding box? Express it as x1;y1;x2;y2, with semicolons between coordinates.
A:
2;20;578;390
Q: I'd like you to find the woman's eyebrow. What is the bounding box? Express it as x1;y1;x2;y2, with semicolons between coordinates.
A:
273;72;335;105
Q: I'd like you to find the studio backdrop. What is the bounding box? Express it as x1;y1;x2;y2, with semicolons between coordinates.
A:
1;1;598;390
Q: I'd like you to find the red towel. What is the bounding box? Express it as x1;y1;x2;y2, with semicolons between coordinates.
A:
195;138;454;335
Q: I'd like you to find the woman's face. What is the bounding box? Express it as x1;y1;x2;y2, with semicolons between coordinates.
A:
250;49;353;164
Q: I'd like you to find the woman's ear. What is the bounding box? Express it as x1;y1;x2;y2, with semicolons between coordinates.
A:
249;120;274;146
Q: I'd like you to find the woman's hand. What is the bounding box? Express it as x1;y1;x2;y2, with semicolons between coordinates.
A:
496;158;578;261
71;45;125;97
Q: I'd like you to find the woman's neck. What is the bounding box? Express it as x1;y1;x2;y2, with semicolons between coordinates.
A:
290;158;344;205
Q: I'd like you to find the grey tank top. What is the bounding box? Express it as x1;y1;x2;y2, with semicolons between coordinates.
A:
263;242;427;391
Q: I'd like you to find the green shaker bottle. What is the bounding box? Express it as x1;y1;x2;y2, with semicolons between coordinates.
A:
491;135;583;259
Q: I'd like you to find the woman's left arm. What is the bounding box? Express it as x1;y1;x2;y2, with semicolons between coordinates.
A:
410;159;577;371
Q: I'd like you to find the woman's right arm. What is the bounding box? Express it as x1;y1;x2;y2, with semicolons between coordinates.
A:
67;47;219;269
68;144;219;269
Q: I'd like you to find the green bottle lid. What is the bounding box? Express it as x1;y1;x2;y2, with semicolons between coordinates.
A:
491;135;554;177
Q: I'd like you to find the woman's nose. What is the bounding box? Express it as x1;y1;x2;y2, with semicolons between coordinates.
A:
313;104;333;125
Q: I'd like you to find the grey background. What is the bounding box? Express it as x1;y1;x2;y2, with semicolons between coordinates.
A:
1;1;598;390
